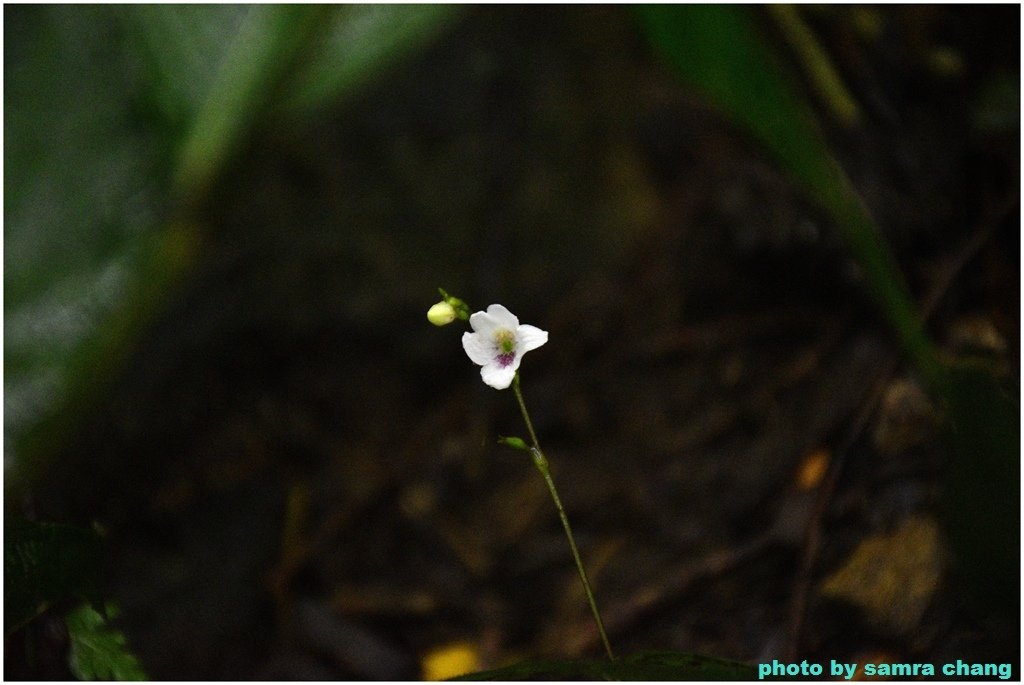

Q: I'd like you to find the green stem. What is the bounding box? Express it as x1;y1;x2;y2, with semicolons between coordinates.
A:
512;374;615;661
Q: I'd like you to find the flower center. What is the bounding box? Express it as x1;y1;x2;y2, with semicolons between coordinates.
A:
494;329;516;367
494;329;515;353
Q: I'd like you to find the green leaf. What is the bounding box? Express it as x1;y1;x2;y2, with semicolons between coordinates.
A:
455;650;757;681
66;603;148;681
634;6;939;383
498;436;531;452
634;5;1018;626
117;5;250;137
172;4;328;205
5;6;463;488
4;6;201;484
174;5;462;204
277;5;463;122
941;364;1020;618
619;651;759;680
4;518;105;634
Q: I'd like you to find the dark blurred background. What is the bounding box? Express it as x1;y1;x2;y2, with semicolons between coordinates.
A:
4;5;1019;680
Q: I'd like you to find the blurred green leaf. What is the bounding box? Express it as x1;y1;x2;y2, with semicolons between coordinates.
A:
66;603;148;681
942;364;1020;617
455;650;757;681
279;4;463;122
172;4;328;205
4;6;198;481
635;2;1018;628
4;5;460;485
634;5;939;383
4;518;105;634
174;4;462;205
118;5;249;138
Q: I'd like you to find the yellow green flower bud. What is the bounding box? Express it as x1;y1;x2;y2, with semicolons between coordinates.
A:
427;301;457;326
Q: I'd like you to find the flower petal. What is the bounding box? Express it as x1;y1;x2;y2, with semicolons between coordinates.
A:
484;304;519;330
481;362;517;390
462;331;495;366
462;305;543;390
516;324;548;353
468;310;500;336
469;305;521;337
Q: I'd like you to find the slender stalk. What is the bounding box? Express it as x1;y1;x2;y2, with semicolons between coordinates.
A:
512;374;615;661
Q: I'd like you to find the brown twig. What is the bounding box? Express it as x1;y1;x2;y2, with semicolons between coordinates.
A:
784;358;896;660
565;532;775;656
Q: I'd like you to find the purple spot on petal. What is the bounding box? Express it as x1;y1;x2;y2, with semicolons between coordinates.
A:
496;352;516;368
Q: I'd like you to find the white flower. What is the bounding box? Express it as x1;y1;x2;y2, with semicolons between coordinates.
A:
461;304;548;389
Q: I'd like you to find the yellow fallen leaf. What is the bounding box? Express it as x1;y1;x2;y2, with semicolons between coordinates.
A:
819;515;943;636
422;641;481;681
